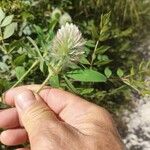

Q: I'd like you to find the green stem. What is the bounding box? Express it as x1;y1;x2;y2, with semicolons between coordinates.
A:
121;79;140;94
27;37;44;61
11;60;39;89
90;41;99;69
36;71;53;93
36;61;63;93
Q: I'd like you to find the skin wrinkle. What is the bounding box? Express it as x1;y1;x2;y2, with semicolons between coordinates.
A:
59;109;123;150
22;102;59;138
29;90;122;146
42;88;68;114
86;132;123;150
60;104;115;135
29;111;85;150
41;88;100;134
59;134;84;150
59;101;94;122
0;108;20;129
58;105;124;149
35;89;66;122
0;85;124;149
31;124;84;150
61;121;86;137
47;129;71;150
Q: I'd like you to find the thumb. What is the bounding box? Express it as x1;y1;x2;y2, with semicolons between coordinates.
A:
14;90;59;145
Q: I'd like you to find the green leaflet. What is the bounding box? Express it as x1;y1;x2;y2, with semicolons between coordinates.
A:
15;66;26;80
3;22;17;39
67;69;107;82
1;15;14;27
104;67;112;78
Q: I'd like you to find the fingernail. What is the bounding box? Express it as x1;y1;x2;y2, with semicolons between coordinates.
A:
15;91;36;110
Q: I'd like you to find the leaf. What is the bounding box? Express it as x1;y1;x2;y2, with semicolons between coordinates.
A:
85;40;95;48
80;56;90;65
90;21;99;39
117;68;124;77
96;55;112;66
122;78;140;94
13;54;26;66
63;75;78;93
3;22;17;39
0;79;10;90
39;60;47;74
95;60;112;66
96;45;110;54
130;67;135;76
1;15;14;27
79;88;94;95
34;25;44;35
0;8;5;24
99;12;111;41
49;75;60;88
104;67;112;78
0;62;9;72
97;55;109;61
101;12;111;27
27;36;43;59
15;66;26;80
120;28;133;37
67;69;107;82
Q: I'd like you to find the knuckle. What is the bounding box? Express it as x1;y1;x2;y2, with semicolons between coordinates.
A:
22;101;59;136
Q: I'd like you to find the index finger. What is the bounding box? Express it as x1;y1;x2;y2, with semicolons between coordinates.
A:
4;85;92;114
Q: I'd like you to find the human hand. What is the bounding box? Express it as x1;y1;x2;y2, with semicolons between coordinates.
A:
0;85;124;150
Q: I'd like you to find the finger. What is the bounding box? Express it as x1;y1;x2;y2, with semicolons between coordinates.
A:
4;85;91;115
4;85;98;125
3;86;46;106
0;128;28;146
4;85;87;113
3;86;120;141
0;108;20;129
4;85;114;132
14;89;63;148
3;85;50;106
4;86;30;106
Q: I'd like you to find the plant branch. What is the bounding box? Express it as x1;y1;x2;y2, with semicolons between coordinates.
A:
36;70;53;93
90;41;99;69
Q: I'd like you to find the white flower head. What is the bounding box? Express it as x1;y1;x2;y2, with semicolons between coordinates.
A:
59;13;72;26
51;8;62;20
51;23;85;63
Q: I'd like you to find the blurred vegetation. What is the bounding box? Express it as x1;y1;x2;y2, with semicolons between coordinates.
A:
0;0;150;149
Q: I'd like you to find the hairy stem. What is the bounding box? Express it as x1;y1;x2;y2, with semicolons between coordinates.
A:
36;71;53;93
